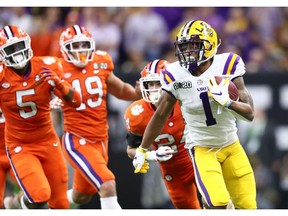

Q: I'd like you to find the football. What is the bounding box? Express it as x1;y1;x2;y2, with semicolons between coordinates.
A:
214;76;239;101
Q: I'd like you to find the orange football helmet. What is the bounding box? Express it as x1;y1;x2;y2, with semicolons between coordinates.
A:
0;25;33;69
60;25;95;68
140;59;168;104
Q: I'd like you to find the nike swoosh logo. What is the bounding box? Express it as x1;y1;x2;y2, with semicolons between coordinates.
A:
212;91;222;96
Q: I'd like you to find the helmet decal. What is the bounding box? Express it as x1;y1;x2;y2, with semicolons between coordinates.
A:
174;20;221;72
60;25;95;68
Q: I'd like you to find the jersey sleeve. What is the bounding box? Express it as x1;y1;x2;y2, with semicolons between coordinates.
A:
94;50;115;72
160;65;177;99
221;52;246;78
124;101;147;135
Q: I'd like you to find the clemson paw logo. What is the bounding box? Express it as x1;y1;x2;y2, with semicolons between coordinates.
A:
43;57;56;65
131;104;144;116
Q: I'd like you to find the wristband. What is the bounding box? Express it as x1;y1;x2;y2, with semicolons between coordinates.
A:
138;146;148;153
225;99;233;108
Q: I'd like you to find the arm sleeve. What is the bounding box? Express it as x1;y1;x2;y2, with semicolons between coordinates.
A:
126;132;143;148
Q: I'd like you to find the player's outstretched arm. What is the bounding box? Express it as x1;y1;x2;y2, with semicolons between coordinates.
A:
133;91;176;173
106;72;142;101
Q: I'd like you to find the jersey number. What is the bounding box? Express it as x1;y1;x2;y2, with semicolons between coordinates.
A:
71;76;103;111
155;132;185;153
16;89;37;119
200;91;216;126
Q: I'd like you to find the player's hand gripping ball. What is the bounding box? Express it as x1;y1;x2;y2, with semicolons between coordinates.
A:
214;76;239;101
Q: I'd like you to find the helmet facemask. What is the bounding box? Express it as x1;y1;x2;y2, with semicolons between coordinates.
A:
175;37;208;71
62;39;95;68
140;75;162;105
0;37;32;69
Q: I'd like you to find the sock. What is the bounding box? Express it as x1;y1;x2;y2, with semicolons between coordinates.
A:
20;196;29;209
12;195;21;208
66;189;76;204
100;196;122;209
226;200;235;209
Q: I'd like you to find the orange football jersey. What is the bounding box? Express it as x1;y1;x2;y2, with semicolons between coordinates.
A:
124;99;200;209
0;56;63;146
124;99;190;171
60;50;114;141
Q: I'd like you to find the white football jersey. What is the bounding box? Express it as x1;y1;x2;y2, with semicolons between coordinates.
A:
160;52;246;148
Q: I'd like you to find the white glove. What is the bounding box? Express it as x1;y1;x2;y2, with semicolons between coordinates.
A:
49;97;64;109
146;146;175;162
133;147;149;173
207;76;232;108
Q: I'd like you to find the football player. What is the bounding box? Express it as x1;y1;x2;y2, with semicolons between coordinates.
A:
0;25;81;209
57;25;141;209
132;20;257;209
124;59;201;209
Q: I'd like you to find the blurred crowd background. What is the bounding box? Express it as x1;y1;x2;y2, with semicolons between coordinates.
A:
2;7;288;209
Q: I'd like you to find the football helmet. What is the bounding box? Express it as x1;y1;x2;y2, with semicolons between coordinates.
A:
0;25;33;69
174;20;221;71
140;59;168;104
60;25;95;68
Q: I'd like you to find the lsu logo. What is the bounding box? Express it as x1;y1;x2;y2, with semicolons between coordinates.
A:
173;81;192;90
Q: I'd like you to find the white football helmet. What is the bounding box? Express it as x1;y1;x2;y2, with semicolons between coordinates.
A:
139;59;168;104
60;25;95;68
0;25;33;69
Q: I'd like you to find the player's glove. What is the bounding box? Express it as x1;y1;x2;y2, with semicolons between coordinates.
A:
207;76;232;108
133;147;149;173
133;159;150;174
49;97;64;109
36;67;69;95
146;146;175;162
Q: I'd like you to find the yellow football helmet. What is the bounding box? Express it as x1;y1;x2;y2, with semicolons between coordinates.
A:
174;20;220;71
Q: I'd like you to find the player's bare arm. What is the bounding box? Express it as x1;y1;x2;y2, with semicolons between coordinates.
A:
229;76;254;121
107;72;141;100
140;91;176;150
